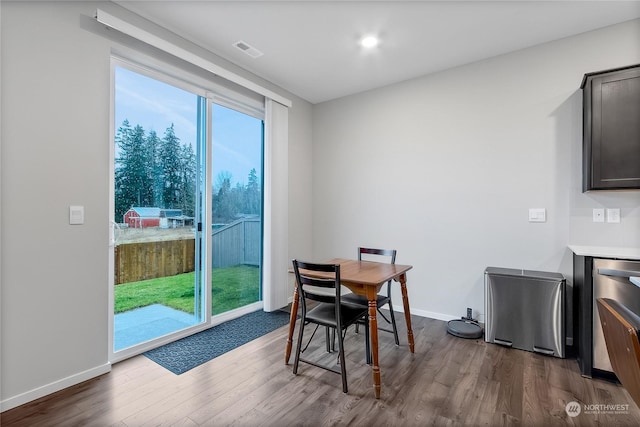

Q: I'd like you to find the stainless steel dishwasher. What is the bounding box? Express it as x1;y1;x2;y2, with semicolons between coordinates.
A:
593;258;640;373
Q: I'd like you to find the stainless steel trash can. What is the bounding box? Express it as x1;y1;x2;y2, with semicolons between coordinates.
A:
485;267;565;358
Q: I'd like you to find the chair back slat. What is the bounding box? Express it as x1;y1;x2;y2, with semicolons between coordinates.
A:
358;247;396;264
297;275;336;289
292;260;341;305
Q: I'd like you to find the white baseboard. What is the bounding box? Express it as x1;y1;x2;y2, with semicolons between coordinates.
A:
287;297;460;323
410;307;459;322
389;303;459;322
0;363;111;412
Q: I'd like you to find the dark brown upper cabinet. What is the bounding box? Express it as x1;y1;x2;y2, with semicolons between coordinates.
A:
581;64;640;191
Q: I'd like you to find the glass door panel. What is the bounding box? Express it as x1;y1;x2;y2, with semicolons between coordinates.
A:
113;65;205;352
211;103;264;315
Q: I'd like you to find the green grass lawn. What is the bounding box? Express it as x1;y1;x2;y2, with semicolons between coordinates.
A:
114;265;260;316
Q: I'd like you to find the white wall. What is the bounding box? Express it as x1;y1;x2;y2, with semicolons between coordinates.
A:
0;1;313;410
1;1;112;410
312;19;640;326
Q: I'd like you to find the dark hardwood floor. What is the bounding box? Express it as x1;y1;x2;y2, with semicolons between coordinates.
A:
2;314;639;426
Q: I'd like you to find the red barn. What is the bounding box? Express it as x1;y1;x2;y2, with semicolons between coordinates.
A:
123;207;161;229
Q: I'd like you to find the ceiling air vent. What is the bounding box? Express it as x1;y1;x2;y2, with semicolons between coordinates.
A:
233;40;263;58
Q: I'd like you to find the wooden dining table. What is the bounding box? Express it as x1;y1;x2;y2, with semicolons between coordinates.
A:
284;258;414;398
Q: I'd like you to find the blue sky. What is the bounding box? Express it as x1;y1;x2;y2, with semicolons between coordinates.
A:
115;66;263;187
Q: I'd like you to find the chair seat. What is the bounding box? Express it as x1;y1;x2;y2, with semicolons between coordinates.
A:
341;293;390;307
306;302;368;328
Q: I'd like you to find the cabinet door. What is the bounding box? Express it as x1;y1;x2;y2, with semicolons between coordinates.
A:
590;67;640;190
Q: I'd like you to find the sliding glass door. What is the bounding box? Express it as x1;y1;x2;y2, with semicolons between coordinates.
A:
211;103;264;316
112;63;206;353
110;58;266;358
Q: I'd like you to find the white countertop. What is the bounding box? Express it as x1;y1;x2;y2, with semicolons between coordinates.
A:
569;245;640;260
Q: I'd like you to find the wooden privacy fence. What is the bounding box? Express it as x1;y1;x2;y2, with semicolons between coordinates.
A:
115;239;195;285
212;218;261;269
114;218;261;285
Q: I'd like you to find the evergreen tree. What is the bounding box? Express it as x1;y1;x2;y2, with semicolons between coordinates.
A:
114;119;132;220
231;182;244;217
245;168;261;215
213;171;232;223
179;143;196;217
114;120;264;227
146;129;163;208
158;124;183;209
114;120;153;220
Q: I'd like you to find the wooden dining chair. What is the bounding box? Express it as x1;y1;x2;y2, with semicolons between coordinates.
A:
292;259;370;393
341;247;400;347
596;297;640;408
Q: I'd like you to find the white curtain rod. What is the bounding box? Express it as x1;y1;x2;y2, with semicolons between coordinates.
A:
95;8;292;108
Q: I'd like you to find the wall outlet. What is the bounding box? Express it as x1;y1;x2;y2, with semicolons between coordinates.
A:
593;208;605;223
607;208;620;223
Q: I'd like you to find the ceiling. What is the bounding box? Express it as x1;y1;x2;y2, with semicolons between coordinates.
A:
115;1;640;104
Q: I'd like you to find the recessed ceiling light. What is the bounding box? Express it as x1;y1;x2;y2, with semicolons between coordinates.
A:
360;36;379;48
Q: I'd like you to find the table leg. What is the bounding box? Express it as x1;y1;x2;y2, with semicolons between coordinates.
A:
367;288;381;398
399;273;415;353
285;285;299;364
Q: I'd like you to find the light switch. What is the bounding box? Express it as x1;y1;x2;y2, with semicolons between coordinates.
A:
593;208;605;223
528;208;546;223
607;208;621;223
69;205;84;225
